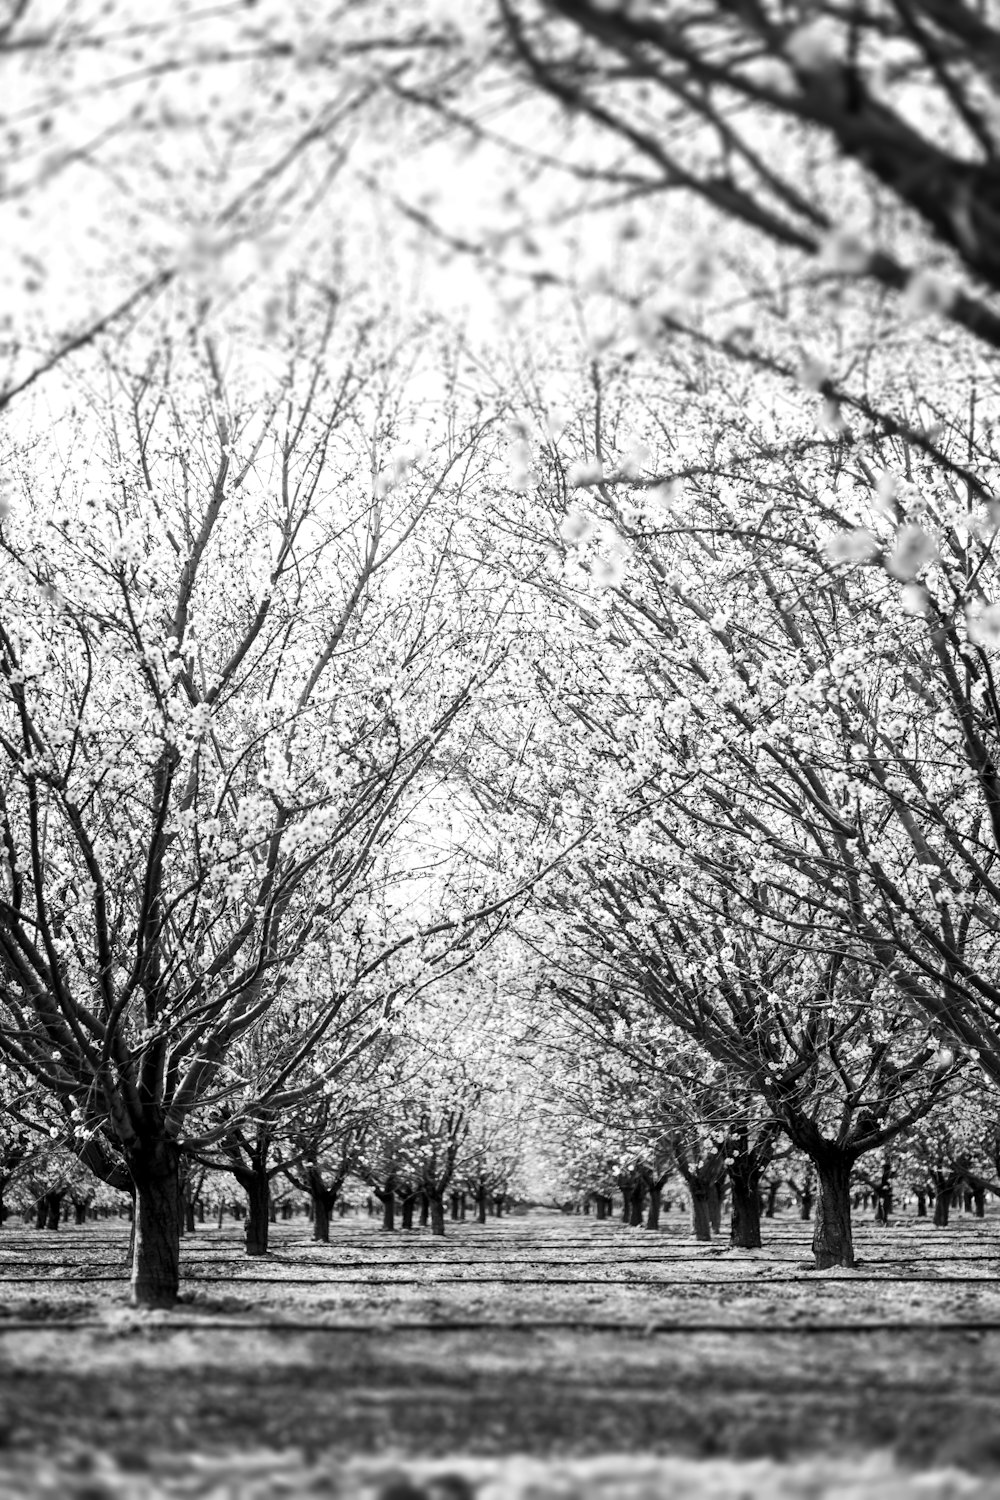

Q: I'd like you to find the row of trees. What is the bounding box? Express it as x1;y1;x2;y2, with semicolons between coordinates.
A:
5;1;1000;1297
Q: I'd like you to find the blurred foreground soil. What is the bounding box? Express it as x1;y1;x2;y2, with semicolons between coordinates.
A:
1;1212;1000;1495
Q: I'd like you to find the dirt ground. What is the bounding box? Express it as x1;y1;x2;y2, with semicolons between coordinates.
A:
2;1206;1000;1497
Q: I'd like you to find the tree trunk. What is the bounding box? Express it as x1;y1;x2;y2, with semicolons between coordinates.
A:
690;1189;712;1242
429;1192;446;1236
400;1193;415;1231
765;1179;781;1218
380;1188;396;1232
916;1190;927;1217
129;1140;182;1309
313;1187;331;1243
628;1186;644;1227
243;1169;271;1256
934;1183;952;1226
812;1155;855;1269
729;1172;763;1250
476;1187;488;1224
708;1180;723;1234
419;1191;429;1227
74;1202;87;1225
646;1186;662;1231
973;1185;986;1218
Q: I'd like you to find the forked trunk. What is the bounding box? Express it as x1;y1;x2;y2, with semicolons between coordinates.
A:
812;1155;855;1269
130;1139;181;1309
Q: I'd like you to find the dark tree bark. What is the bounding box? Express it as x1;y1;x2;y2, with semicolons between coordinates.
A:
313;1188;332;1242
729;1173;762;1250
690;1188;713;1243
429;1191;446;1236
934;1172;953;1226
378;1186;396;1232
708;1180;723;1234
128;1138;182;1308
241;1166;271;1257
726;1123;777;1250
48;1192;63;1230
813;1154;856;1269
673;1141;725;1242
302;1165;343;1243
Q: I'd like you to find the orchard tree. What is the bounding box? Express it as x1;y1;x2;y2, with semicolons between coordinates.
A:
469;309;1000;1263
0;295;527;1306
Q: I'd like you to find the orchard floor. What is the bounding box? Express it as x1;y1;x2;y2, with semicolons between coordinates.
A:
2;1208;1000;1496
